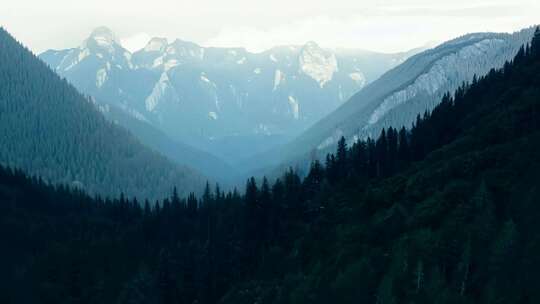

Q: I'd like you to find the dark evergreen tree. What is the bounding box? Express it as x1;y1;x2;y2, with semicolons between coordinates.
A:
376;128;389;177
336;136;348;176
397;126;410;164
387;127;398;175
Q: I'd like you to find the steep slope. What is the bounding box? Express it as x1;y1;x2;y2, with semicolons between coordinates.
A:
266;27;536;172
40;27;422;162
0;27;204;199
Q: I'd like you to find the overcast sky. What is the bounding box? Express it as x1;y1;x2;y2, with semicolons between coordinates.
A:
2;0;538;54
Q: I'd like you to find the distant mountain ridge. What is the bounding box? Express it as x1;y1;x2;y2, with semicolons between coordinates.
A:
40;27;422;163
0;27;205;199
257;26;537;175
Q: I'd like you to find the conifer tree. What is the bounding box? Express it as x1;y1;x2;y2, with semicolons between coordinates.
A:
397;127;410;164
336;136;348;175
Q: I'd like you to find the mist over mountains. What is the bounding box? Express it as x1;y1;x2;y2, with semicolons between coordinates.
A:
2;23;540;304
254;27;537;177
39;26;537;182
39;27;422;172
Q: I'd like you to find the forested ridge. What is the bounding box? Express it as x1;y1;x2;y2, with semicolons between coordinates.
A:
0;28;204;199
1;28;540;304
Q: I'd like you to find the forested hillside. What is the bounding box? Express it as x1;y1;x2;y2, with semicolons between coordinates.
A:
1;28;540;304
0;28;204;199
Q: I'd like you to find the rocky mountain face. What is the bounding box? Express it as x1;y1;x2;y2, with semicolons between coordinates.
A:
40;27;420;163
256;27;537;175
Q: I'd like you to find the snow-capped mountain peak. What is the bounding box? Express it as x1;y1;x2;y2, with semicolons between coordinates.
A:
144;37;168;52
82;26;121;51
299;41;338;88
42;27;132;74
132;38;205;70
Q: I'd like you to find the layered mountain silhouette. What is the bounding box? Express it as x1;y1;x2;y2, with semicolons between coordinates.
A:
255;26;537;176
3;27;540;304
40;27;422;163
0;27;206;199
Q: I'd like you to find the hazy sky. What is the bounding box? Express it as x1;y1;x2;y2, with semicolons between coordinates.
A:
2;0;538;54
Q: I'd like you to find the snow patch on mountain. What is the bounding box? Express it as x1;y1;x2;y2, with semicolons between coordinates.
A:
145;72;176;112
200;73;217;89
152;56;164;68
288;96;299;119
201;74;211;83
61;48;90;72
164;59;179;71
349;72;366;86
63;60;77;72
96;68;107;88
78;48;91;63
273;70;284;91
208;111;218;120
299;42;338;88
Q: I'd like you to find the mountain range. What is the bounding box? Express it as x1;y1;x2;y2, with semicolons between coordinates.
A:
256;27;537;176
39;27;422;167
3;27;540;304
36;25;538;184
